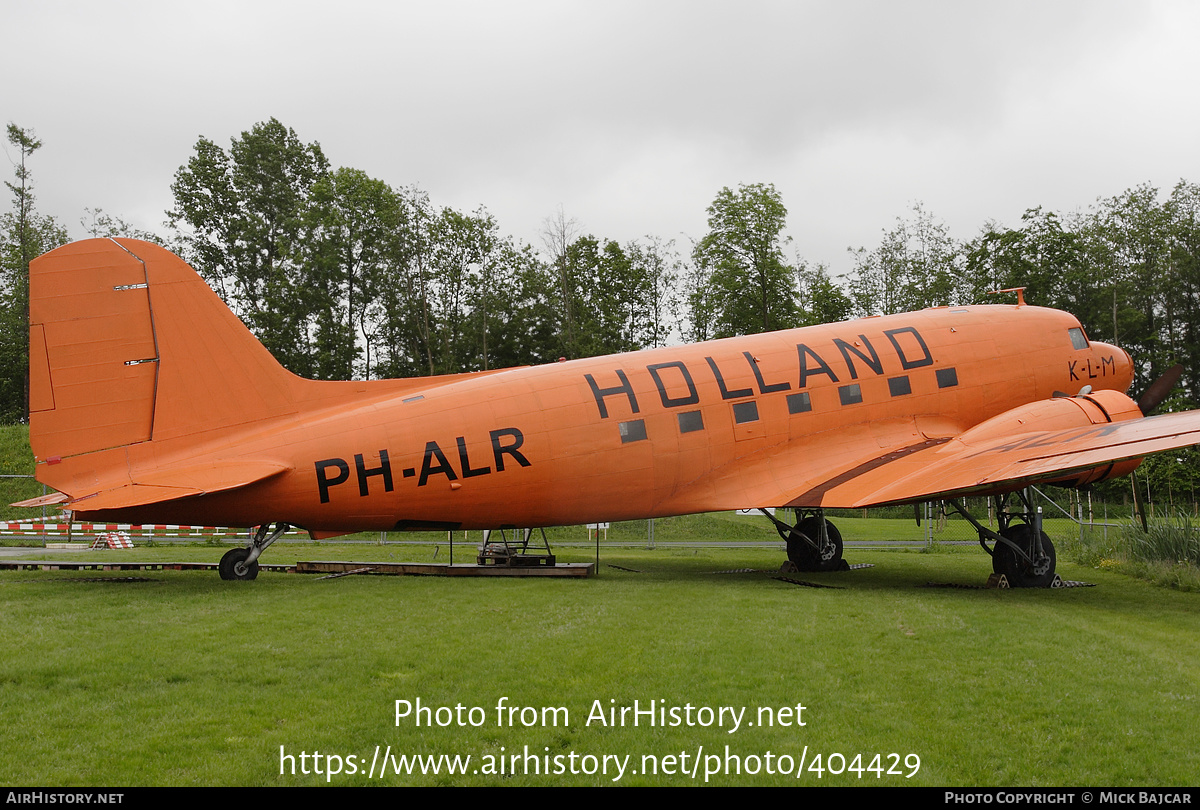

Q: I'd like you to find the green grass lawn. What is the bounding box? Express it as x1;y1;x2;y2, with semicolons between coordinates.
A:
1;543;1197;786
3;424;1196;786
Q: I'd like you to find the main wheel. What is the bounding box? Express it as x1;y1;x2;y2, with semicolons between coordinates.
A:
786;517;844;572
219;547;259;581
992;523;1056;588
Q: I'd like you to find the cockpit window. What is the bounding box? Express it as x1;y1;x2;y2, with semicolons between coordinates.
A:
1068;327;1089;350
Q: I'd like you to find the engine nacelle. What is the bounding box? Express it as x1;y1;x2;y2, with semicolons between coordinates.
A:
958;389;1144;487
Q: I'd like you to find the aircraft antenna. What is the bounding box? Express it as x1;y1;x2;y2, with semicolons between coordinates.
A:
987;287;1027;306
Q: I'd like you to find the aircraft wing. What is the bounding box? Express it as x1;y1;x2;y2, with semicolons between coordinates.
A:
799;409;1200;508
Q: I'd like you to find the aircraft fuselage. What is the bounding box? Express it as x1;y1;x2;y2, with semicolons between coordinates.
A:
74;304;1131;534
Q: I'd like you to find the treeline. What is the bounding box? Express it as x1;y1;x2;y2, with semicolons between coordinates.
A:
3;118;1200;503
166;120;687;381
0;126;68;429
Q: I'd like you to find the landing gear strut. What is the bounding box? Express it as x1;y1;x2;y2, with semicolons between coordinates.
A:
761;508;847;572
218;522;291;581
946;489;1058;588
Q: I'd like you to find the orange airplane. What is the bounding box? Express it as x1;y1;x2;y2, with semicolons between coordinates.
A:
16;238;1200;585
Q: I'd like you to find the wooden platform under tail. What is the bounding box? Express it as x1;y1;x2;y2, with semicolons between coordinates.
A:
295;560;593;577
0;559;593;577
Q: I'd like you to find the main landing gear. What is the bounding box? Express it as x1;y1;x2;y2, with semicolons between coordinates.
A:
761;508;848;572
218;522;292;580
945;489;1058;588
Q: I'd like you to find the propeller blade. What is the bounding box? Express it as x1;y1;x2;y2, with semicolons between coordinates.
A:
1137;364;1184;415
1130;469;1149;533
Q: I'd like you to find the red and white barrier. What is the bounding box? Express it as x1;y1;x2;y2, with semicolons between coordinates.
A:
0;522;303;540
90;532;134;549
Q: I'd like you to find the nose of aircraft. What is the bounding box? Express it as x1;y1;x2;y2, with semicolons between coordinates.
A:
1091;341;1135;393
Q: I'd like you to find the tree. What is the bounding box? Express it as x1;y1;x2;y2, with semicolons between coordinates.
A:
365;197;558;376
680;253;715;343
626;235;681;348
167;119;330;375
5;125;43;274
1163;181;1200;408
691;183;796;337
559;235;627;356
848;202;962;317
795;261;851;325
540;205;582;357
1079;184;1176;393
427;206;498;372
478;238;558;369
301;168;403;379
1092;182;1200;507
964;208;1087;312
80;207;163;243
0;124;68;423
544;233;679;357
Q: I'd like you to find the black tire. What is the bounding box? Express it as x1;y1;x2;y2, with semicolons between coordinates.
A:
219;547;259;581
786;517;844;572
992;523;1056;588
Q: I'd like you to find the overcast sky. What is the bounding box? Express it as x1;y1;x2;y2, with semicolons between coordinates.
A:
5;0;1199;278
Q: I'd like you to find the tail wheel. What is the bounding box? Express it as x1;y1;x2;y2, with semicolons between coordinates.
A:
993;523;1056;588
219;547;260;581
786;517;844;572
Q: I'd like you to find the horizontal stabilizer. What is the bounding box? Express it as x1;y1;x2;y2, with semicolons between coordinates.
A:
10;491;69;508
65;461;289;511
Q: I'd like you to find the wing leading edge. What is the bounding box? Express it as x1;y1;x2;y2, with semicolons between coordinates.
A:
795;407;1200;509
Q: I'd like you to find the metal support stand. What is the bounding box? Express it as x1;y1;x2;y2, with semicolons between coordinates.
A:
477;527;556;567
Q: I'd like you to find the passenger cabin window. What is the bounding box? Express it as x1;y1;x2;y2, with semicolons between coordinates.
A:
1068;328;1089;350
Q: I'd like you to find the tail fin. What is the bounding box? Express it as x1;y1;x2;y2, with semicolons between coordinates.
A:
27;238;501;512
28;238;299;462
